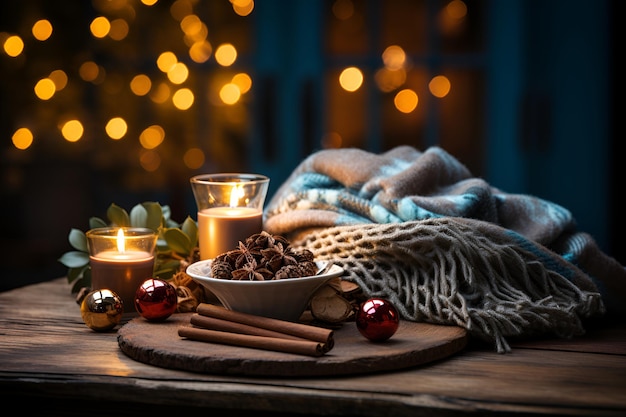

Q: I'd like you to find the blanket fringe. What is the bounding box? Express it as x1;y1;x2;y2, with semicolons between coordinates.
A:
293;217;604;353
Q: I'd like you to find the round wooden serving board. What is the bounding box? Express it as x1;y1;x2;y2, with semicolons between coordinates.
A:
118;312;468;377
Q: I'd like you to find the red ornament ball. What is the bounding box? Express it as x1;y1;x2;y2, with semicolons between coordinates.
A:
356;298;400;342
134;278;178;321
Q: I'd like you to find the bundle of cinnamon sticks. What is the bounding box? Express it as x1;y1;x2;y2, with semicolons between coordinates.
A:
178;303;335;357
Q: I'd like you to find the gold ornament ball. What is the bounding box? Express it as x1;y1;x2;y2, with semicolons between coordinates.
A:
80;289;124;331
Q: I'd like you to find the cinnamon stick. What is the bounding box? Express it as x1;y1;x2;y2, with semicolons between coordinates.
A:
189;314;307;341
178;326;327;357
196;303;334;346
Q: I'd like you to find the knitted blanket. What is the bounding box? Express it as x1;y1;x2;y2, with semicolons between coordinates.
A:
263;146;626;352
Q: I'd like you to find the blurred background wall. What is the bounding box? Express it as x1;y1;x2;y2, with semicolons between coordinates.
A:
1;0;622;291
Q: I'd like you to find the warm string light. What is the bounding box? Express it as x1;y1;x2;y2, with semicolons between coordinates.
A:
3;0;466;164
2;0;255;174
334;0;467;117
342;42;454;114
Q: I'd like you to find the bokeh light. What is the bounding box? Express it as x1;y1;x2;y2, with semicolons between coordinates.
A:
105;117;128;140
332;0;354;20
32;19;53;41
215;43;237;66
167;62;189;84
139;149;161;172
79;61;102;83
394;89;418;113
49;70;68;91
61;119;84;142
130;74;152;96
90;16;111;38
139;125;165;149
374;67;406;93
231;0;255;17
339;67;363;92
3;35;24;57
446;0;468;19
34;78;56;100
189;40;212;63
150;82;171;103
382;45;406;70
172;88;194;110
219;83;241;105
12;128;34;150
232;72;252;94
183;147;205;169
109;19;129;40
429;75;451;98
157;51;178;72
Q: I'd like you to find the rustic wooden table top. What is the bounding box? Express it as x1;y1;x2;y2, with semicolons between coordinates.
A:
1;278;625;416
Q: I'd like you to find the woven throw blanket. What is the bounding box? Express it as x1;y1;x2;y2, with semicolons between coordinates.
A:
264;146;626;352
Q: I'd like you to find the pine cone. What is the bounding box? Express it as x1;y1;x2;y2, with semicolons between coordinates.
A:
275;264;303;280
210;231;318;280
211;259;234;279
299;261;318;277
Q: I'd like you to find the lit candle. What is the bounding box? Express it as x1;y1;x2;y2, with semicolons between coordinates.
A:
87;227;157;311
191;173;269;260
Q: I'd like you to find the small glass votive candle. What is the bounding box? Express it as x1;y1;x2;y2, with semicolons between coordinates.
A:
190;173;270;260
86;227;158;310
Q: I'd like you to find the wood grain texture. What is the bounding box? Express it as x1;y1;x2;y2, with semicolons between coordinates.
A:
1;278;625;417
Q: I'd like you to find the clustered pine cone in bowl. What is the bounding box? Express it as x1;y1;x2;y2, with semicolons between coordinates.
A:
185;231;345;321
211;231;319;281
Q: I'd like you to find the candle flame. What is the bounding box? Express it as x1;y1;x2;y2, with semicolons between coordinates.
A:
229;184;245;207
116;228;126;253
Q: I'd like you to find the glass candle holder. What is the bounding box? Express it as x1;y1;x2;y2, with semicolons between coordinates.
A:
86;227;158;310
190;173;270;260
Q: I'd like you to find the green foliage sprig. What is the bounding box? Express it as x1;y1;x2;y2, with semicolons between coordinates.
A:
58;201;198;293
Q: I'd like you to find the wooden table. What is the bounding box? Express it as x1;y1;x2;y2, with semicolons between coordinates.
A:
1;278;625;416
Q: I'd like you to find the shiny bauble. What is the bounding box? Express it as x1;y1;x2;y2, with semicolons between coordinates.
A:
80;289;124;332
134;278;178;321
356;298;400;342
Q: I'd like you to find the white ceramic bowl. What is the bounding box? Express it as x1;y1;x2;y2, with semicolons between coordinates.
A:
186;260;344;322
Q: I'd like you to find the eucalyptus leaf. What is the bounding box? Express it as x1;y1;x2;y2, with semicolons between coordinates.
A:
59;251;90;268
89;217;107;229
155;240;171;252
181;216;198;246
66;271;77;284
153;268;176;280
165;218;179;228
163;228;191;255
69;268;92;292
142;201;164;231
71;279;83;293
69;228;88;252
71;277;89;293
61;200;200;296
154;259;182;279
107;203;130;226
156;259;181;271
129;203;148;228
67;265;87;282
162;205;171;221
